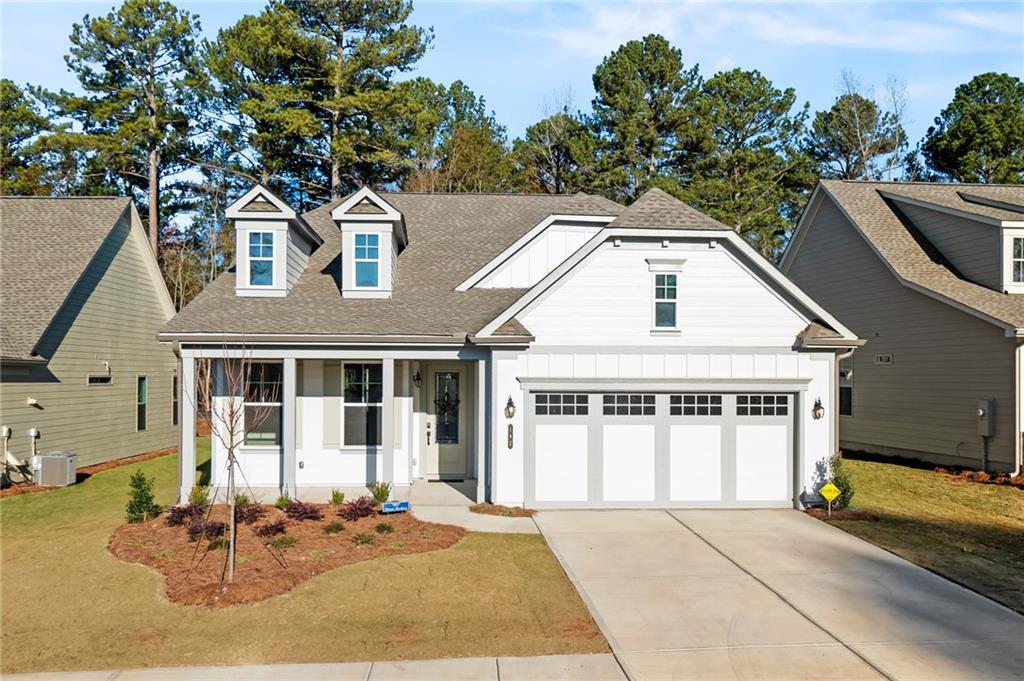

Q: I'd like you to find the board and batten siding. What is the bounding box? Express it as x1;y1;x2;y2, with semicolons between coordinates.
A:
787;195;1017;471
478;221;603;288
0;210;177;467
893;201;1003;292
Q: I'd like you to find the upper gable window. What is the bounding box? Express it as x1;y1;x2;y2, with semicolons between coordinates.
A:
248;232;274;286
654;273;678;328
354;233;380;288
1014;237;1024;283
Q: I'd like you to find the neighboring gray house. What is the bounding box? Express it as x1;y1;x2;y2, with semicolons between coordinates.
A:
782;181;1024;474
163;185;861;508
0;197;178;468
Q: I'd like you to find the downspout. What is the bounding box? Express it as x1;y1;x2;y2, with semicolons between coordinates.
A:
834;348;856;456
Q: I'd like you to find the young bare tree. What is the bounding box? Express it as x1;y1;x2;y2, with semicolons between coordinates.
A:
194;351;280;584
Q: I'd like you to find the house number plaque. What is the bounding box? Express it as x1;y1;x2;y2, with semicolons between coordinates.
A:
507;424;514;449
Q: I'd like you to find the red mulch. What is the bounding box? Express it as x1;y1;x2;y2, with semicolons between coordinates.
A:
469;503;536;518
0;447;176;499
108;505;466;607
934;467;1024;490
805;508;879;522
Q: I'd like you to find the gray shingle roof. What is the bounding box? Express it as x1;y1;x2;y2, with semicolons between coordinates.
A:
163;192;623;339
819;180;1024;330
607;187;732;230
0;196;131;360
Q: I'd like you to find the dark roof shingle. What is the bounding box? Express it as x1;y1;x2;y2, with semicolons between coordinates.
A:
607;187;731;230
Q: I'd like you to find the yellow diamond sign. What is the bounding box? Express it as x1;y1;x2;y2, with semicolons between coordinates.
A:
820;482;841;503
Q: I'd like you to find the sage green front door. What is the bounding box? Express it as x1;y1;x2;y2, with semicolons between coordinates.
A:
425;365;467;479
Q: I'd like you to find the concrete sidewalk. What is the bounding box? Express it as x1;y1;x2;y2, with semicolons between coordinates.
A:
3;654;626;681
537;509;1024;681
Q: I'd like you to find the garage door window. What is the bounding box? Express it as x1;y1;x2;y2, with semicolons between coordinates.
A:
535;393;588;416
603;394;655;416
671;394;723;416
736;394;788;416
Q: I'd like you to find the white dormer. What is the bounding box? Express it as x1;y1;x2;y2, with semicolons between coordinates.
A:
331;187;407;299
226;185;323;298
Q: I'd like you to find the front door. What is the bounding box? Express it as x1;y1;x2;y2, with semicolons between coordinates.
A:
425;365;467;479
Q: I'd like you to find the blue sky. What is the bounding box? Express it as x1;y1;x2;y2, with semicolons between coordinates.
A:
2;0;1022;146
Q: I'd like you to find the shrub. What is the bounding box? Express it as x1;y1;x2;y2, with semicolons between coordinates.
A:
269;535;297;550
352;533;374;545
234;493;251;508
236;504;266;525
187;519;226;543
329;489;345;505
284;500;324;521
829;453;855;509
375;522;394;535
253;518;288;538
323;520;345;534
338;495;377;521
125;470;161;523
165;503;205;527
274;494;290;510
208;537;229;550
188;484;211;508
369;481;392;503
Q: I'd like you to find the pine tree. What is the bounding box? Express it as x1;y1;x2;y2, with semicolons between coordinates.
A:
0;80;51;195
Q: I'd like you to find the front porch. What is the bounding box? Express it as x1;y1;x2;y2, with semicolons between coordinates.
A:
177;353;491;505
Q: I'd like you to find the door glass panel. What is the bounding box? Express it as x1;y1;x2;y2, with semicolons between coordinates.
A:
434;372;460;444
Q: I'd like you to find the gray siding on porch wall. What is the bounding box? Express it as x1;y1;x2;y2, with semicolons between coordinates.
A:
787;196;1017;471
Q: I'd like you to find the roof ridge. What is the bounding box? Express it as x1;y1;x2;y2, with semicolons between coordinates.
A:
0;195;129;200
831;179;1024;188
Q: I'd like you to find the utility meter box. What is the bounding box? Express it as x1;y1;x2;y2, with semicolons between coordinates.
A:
977;400;994;437
31;451;77;487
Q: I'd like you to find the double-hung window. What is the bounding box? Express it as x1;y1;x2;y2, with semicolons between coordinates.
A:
136;376;148;431
354;234;380;288
244;363;282;445
343;363;383;446
248;232;274;286
654;273;678;328
1014;237;1024;283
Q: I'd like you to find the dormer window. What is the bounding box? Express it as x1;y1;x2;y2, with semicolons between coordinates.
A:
354;233;380;288
1014;237;1023;283
248;232;275;286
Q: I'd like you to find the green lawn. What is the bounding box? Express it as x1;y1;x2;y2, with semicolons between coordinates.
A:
830;458;1024;613
0;440;606;674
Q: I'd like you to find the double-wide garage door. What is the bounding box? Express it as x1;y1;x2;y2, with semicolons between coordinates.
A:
526;392;794;508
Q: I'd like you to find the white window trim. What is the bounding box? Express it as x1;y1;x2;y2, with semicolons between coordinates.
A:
242;362;283;448
652;272;680;333
247;231;275;288
136;375;148;432
1004;229;1024;293
341;362;383;447
354;233;382;289
1012;235;1024;284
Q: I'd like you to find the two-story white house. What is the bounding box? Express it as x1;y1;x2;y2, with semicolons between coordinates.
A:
783;181;1024;475
162;185;862;508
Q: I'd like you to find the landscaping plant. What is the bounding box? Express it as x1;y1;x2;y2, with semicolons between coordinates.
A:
329;489;345;505
352;533;374;545
829;452;856;509
269;535;297;550
188;484;211;507
234;493;251;508
284;500;324;521
338;495;377;521
375;522;394;535
323;520;345;534
164;503;205;527
253;518;288;538
125;470;161;523
236;504;266;525
370;481;392;503
275;494;290;510
187;520;226;543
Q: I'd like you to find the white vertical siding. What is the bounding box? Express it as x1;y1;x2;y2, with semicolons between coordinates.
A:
479;222;603;288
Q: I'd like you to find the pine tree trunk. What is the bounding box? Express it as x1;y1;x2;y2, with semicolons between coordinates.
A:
148;148;160;255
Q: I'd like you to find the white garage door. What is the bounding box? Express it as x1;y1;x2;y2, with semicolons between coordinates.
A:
527;392;793;508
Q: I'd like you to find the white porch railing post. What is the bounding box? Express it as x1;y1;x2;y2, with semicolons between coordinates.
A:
382;358;395;485
282;357;297;498
476;358;487;503
178;354;197;503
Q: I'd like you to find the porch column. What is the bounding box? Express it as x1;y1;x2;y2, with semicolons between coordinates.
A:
282;357;297;498
178;354;197;503
476;358;487;503
382;358;395;484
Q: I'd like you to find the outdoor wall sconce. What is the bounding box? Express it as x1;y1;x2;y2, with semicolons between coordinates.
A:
504;396;516;419
412;371;422;388
812;398;825;420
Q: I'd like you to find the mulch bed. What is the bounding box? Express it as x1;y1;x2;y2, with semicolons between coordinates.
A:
109;504;466;607
805;508;879;522
469;503;536;518
934;467;1024;490
0;447;176;499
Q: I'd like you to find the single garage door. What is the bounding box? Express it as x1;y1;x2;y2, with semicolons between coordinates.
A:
526;392;794;508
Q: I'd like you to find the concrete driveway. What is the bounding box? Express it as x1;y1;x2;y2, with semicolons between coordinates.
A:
536;510;1024;681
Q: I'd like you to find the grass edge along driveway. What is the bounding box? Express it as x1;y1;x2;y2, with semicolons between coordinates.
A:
828;457;1024;614
0;442;606;674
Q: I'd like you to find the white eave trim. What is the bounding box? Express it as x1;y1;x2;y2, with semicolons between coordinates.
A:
158;332;469;346
455;214;616;291
225;184;322;246
331;187;402;221
476;227;861;343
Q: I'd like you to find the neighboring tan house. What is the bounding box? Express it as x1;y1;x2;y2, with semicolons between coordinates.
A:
162;185;861;508
1;197;178;468
782;181;1024;475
